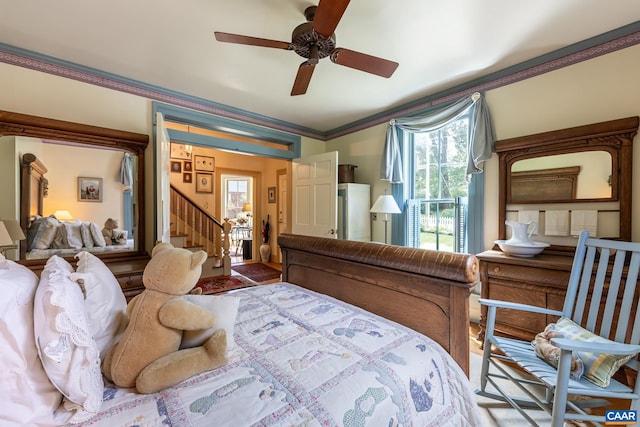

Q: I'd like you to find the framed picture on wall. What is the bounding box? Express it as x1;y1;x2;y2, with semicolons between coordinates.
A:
183;172;192;183
196;173;213;193
184;161;193;172
194;155;215;172
170;143;192;160
171;161;182;173
268;186;276;203
78;177;103;202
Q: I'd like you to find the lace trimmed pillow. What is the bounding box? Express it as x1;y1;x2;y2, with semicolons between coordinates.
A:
0;254;64;426
74;251;127;360
33;255;104;423
532;317;636;388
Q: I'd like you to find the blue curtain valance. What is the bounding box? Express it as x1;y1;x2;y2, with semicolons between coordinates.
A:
381;92;496;183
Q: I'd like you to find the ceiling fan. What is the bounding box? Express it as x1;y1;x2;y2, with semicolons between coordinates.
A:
214;0;399;96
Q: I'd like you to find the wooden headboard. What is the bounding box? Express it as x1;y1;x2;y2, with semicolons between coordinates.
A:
20;153;48;259
278;233;479;375
511;166;580;202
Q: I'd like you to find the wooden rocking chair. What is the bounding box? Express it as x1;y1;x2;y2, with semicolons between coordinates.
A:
477;231;640;426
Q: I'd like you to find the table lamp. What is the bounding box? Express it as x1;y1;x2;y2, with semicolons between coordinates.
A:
370;192;401;244
242;203;252;227
54;209;75;222
0;219;26;256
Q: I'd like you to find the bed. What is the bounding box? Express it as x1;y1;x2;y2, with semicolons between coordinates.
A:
1;233;481;426
20;153;133;260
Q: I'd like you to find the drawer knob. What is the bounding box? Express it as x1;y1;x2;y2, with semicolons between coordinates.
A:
493;266;500;273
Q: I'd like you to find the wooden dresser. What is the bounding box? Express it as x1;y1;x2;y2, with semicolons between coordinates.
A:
476;250;573;342
108;257;149;301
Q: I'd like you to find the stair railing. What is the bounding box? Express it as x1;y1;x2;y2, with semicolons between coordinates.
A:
170;184;231;275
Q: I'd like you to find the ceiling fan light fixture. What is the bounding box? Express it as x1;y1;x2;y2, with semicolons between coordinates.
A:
214;0;398;96
291;22;335;60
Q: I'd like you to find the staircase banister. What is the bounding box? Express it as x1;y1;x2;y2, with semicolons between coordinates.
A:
170;184;224;229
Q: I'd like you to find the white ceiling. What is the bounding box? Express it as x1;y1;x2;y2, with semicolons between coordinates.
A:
1;0;639;134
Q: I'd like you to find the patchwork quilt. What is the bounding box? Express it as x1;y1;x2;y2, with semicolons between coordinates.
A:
78;283;481;426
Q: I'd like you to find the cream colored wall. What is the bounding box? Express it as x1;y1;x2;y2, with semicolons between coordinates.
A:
41;143;126;224
0;136;18;220
326;125;388;242
0;62;325;255
484;44;640;250
1;135;46;220
0;62;154;251
326;44;640;249
2;43;639;253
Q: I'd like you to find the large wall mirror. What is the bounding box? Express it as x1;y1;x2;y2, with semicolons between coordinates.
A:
497;116;639;252
0;110;148;267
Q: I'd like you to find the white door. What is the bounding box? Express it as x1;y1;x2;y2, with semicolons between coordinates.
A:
155;112;171;243
292;151;338;238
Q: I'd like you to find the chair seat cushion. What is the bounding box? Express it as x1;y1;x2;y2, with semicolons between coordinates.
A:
532;317;636;388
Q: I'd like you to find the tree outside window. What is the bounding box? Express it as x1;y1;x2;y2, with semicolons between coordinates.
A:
411;115;469;252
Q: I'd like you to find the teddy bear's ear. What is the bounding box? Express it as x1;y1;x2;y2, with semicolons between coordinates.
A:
152;242;174;257
190;250;207;270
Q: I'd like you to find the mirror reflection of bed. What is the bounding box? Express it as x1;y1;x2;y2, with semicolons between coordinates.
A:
21;148;137;261
0;109;149;268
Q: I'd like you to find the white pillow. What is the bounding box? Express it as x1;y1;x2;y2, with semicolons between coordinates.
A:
181;294;240;350
89;222;106;247
26;215;46;251
51;222;84;250
73;251;127;360
33;256;103;422
35;216;59;250
80;223;95;248
0;254;64;426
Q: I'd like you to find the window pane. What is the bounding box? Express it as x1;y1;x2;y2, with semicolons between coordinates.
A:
225;178;251;219
411;116;470;252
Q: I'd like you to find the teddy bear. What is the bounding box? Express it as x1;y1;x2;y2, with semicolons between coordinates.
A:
102;242;228;394
102;218;119;246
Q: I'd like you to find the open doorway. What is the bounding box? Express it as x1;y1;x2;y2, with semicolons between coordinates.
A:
220;172;256;263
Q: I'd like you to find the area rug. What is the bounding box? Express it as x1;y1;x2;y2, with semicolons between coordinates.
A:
194;275;257;295
232;263;281;283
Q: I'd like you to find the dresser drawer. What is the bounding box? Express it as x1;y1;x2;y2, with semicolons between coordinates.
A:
486;262;569;288
478;251;574;342
115;273;144;301
489;281;547;335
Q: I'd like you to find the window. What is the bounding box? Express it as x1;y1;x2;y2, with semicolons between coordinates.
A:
406;114;472;252
385;93;491;254
223;176;252;221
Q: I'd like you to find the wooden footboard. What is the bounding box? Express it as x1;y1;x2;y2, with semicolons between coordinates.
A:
277;234;479;375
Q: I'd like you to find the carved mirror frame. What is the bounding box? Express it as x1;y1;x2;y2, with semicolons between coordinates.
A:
497;116;639;251
0;109;149;266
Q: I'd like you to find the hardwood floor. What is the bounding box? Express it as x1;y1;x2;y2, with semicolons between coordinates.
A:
469;322;484;356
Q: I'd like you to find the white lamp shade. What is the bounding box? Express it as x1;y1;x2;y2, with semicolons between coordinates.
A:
370;195;401;214
2;219;26;241
0;222;12;246
54;210;75;222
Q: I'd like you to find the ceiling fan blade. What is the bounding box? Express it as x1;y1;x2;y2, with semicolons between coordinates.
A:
330;48;398;78
313;0;350;37
214;32;293;50
291;62;316;96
